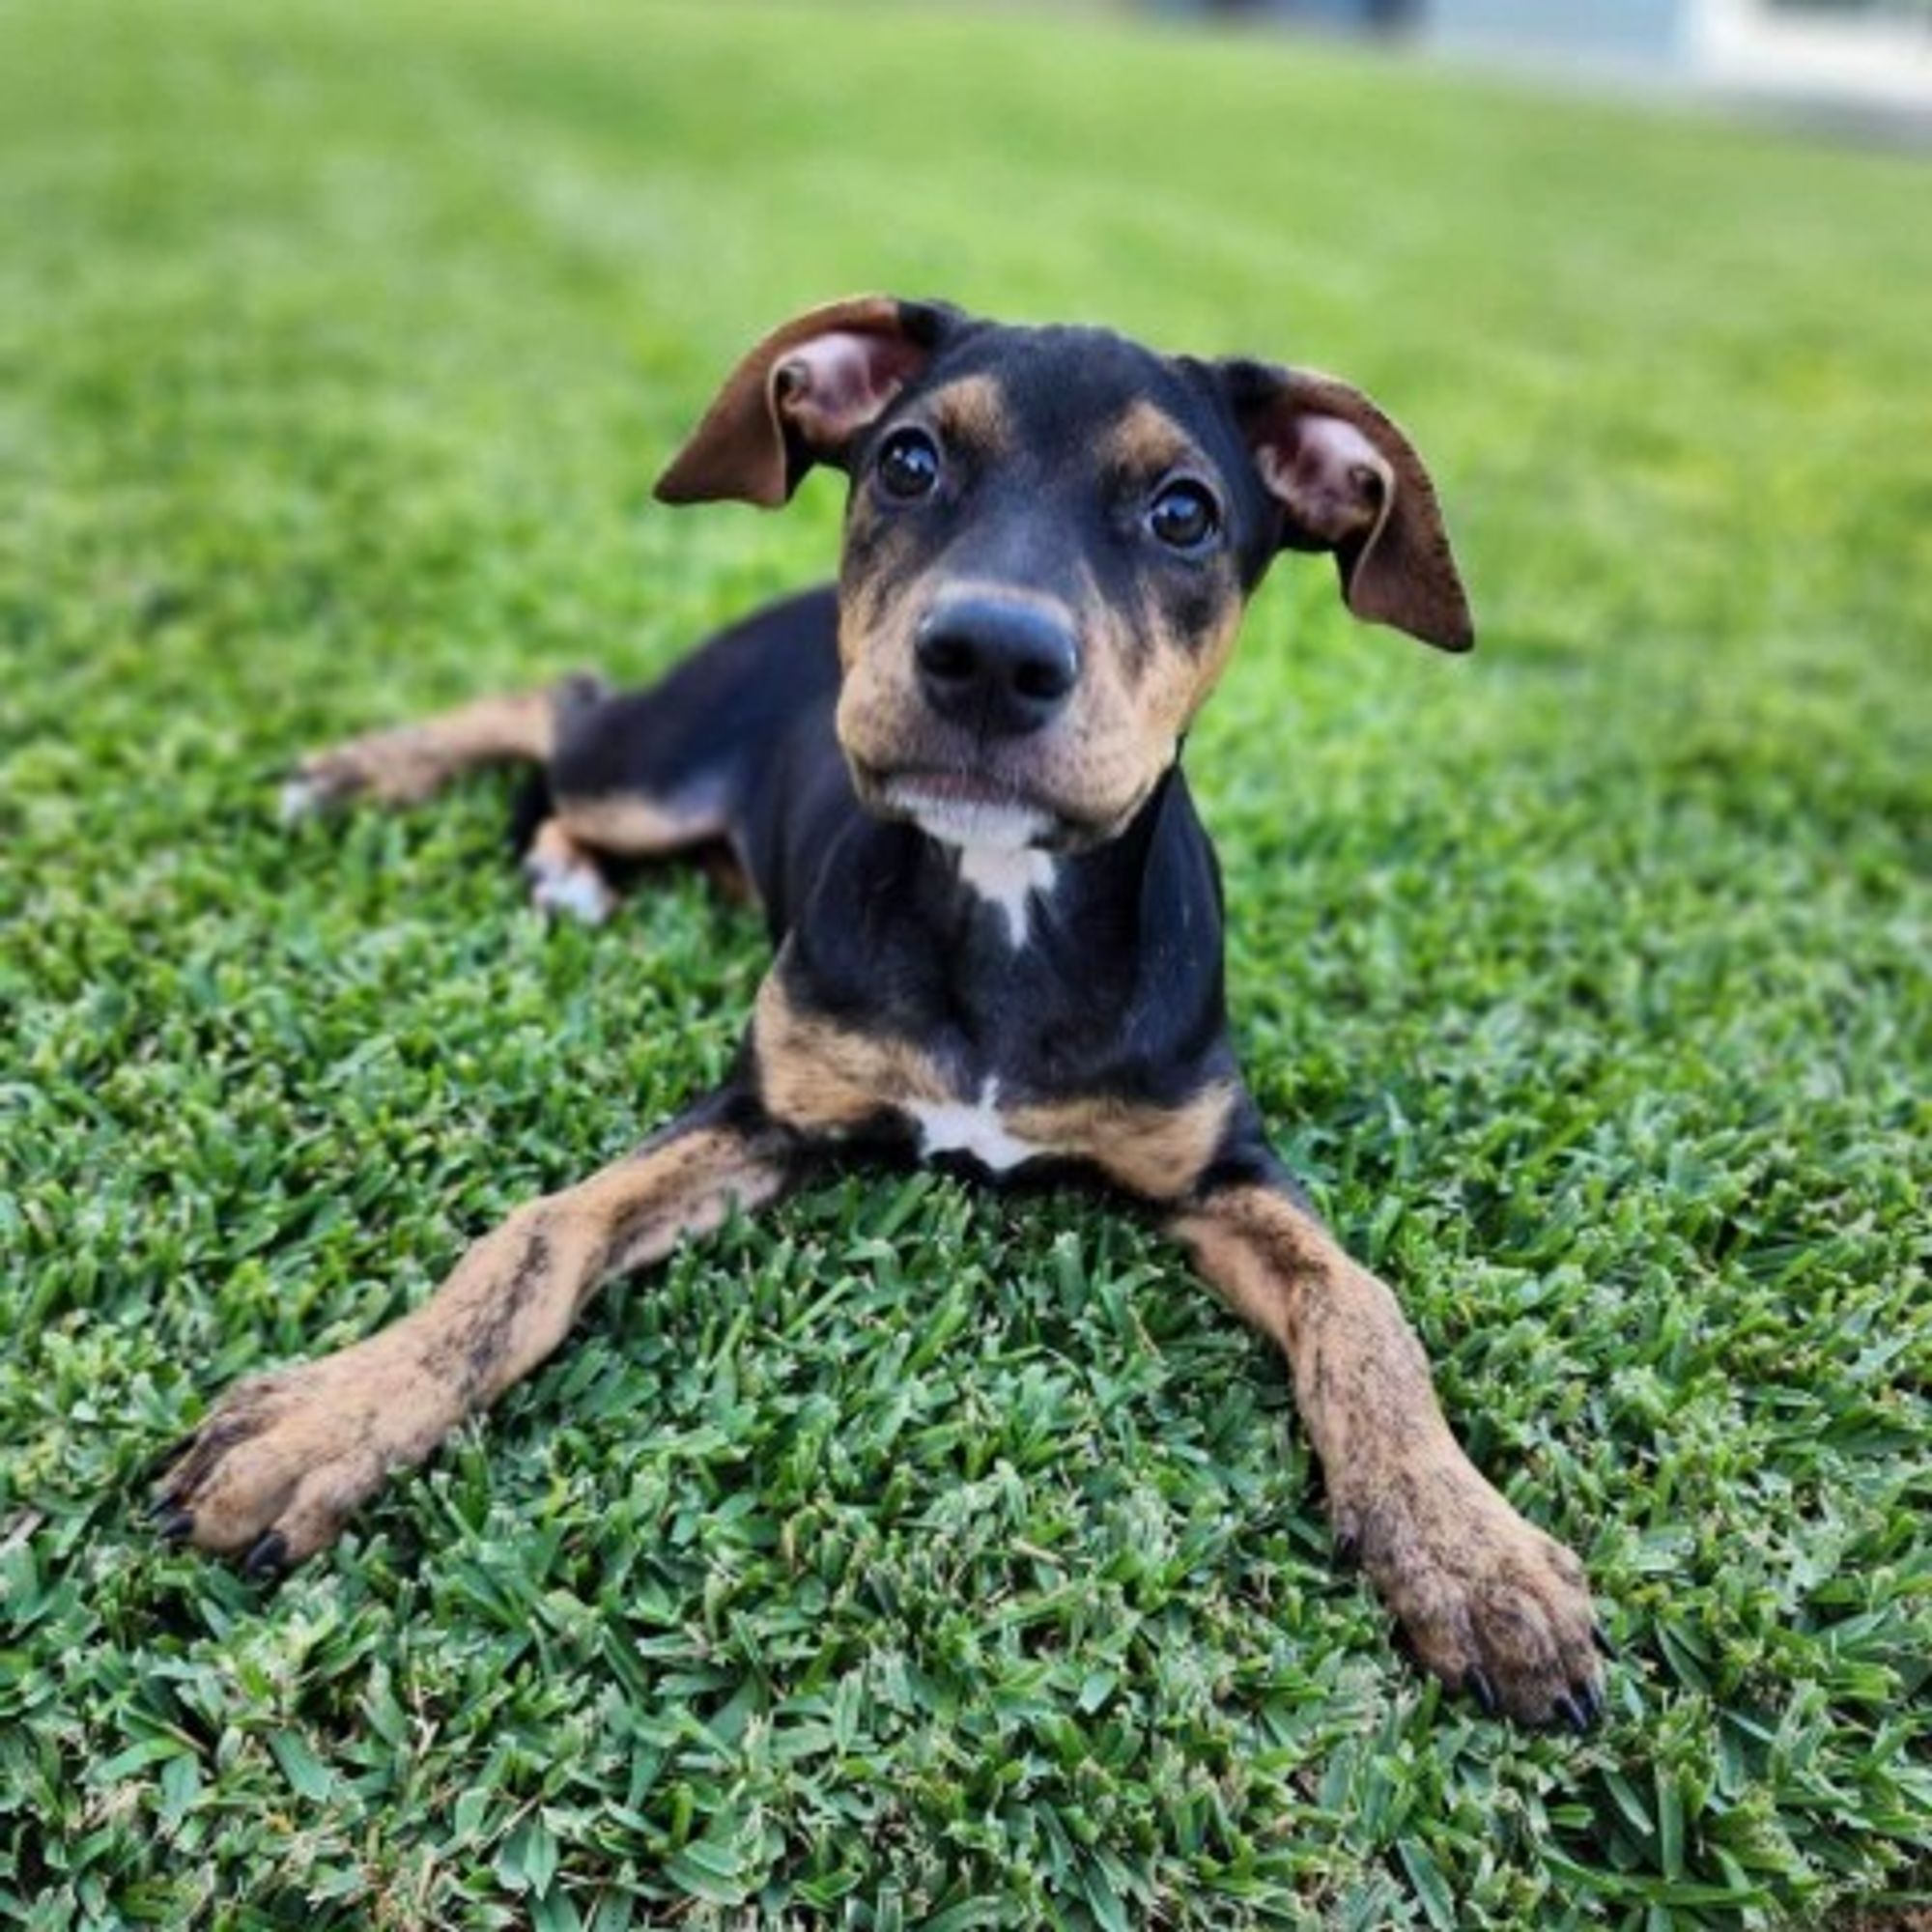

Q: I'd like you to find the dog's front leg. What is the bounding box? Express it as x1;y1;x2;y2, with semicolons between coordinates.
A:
153;1090;796;1571
1170;1179;1607;1727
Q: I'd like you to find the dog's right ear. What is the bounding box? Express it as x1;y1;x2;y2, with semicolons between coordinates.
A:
654;297;957;509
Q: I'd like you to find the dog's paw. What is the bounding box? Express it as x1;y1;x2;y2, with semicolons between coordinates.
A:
277;751;406;824
149;1361;401;1573
277;759;359;825
522;838;615;925
275;739;448;823
1340;1466;1608;1730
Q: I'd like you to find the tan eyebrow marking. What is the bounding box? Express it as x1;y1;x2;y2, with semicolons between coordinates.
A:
1102;398;1208;477
924;374;1011;454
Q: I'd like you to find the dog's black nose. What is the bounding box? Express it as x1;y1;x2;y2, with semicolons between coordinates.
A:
914;598;1079;737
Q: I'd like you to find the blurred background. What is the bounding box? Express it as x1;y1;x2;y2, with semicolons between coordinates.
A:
1147;0;1932;129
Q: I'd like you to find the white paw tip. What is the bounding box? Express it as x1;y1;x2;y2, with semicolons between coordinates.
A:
526;858;614;926
277;775;326;826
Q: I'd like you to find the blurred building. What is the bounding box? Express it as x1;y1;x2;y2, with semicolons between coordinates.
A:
1154;0;1932;118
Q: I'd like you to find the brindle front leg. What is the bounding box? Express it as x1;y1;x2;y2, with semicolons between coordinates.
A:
153;1089;796;1572
1170;1179;1607;1728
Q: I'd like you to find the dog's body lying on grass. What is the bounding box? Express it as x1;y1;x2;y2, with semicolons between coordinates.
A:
155;297;1608;1728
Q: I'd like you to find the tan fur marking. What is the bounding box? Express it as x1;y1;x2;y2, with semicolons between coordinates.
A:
1053;551;1243;837
1009;1083;1235;1201
522;817;616;923
157;1119;788;1563
834;564;1241;845
1101;398;1206;479
293;688;562;808
753;975;950;1131
1171;1184;1602;1722
554;792;725;854
926;374;1011;455
526;817;592;871
282;680;595;815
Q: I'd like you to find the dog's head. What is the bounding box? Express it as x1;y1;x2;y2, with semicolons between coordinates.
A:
656;297;1471;852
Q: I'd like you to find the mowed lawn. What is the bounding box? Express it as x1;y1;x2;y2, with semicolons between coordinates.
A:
3;0;1928;1924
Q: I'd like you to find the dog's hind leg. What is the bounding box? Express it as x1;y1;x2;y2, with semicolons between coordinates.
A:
518;818;618;926
519;793;746;927
279;671;609;821
514;672;766;923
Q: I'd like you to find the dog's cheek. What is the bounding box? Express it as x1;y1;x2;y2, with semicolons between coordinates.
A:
833;673;895;773
835;562;927;771
1028;575;1152;828
1143;572;1242;747
838;500;928;668
1052;648;1164;830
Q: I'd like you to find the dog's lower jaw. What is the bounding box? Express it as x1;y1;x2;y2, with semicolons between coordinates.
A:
851;754;1162;860
861;764;1055;850
899;791;1053;853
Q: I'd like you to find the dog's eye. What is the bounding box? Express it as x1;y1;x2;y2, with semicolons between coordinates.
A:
1147;480;1220;552
877;428;941;501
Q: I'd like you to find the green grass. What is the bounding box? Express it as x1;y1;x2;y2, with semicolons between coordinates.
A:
3;0;1929;1924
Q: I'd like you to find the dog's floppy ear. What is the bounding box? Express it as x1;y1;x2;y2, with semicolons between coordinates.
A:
1217;359;1473;652
655;297;957;509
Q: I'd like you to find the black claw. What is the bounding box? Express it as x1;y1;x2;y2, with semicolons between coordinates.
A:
242;1532;288;1579
1334;1530;1360;1570
1554;1690;1593;1735
146;1434;199;1484
1592;1622;1619;1661
154;1506;195;1546
1464;1667;1499;1718
1572;1678;1604;1725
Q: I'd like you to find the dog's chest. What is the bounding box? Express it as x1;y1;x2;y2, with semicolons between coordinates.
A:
754;975;1233;1204
902;1080;1042;1173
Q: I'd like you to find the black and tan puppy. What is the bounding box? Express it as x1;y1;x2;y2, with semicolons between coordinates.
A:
156;298;1608;1728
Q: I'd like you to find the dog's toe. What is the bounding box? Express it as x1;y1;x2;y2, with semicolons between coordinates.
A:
277;772;332;825
150;1366;384;1566
1344;1475;1608;1731
276;754;371;824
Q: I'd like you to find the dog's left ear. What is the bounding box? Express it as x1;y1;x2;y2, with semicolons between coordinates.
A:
655;296;958;510
1216;359;1473;652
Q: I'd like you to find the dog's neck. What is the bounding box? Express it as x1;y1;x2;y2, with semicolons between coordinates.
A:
947;840;1059;948
898;766;1179;956
782;764;1221;1100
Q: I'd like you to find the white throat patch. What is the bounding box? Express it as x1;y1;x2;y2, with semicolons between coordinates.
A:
954;842;1058;947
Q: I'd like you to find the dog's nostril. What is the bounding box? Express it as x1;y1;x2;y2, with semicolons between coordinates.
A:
918;633;978;684
1013;655;1074;703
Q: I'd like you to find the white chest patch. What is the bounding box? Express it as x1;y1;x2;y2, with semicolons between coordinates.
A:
907;1080;1042;1173
955;844;1058;947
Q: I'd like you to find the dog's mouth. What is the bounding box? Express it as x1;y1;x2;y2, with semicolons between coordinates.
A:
857;763;1065;851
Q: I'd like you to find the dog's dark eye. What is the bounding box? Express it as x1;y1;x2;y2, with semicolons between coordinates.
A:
1148;480;1219;552
877;428;941;501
